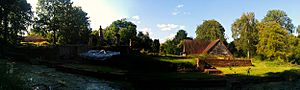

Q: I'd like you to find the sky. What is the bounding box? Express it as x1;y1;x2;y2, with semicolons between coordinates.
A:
27;0;300;43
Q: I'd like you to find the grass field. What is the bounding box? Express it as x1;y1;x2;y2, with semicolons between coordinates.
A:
154;55;196;64
155;55;300;77
217;60;300;76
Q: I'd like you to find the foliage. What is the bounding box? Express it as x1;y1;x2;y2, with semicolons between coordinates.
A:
231;12;258;58
227;41;246;57
297;25;300;37
161;30;188;55
0;0;32;45
161;40;180;55
195;19;226;41
104;19;137;46
34;0;91;44
134;31;153;52
262;9;294;34
287;36;300;64
174;30;187;43
89;30;100;46
152;39;160;53
256;21;289;60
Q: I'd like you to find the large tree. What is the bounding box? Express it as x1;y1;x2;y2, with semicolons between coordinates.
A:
231;12;258;58
174;30;187;43
262;9;294;34
161;30;188;55
152;39;160;54
0;0;32;45
105;19;137;46
34;0;91;44
195;20;226;41
256;21;289;60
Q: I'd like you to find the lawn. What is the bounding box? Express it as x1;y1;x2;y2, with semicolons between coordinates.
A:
155;55;300;77
216;60;300;76
155;56;197;65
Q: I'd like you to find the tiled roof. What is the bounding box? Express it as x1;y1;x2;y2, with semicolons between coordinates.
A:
202;39;220;54
183;39;222;55
183;39;213;54
23;36;46;42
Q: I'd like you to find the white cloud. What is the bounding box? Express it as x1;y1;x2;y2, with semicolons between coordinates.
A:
179;25;185;30
172;12;179;15
157;24;178;31
130;15;141;24
139;27;153;36
132;15;140;20
161;33;176;43
172;4;191;16
177;4;184;8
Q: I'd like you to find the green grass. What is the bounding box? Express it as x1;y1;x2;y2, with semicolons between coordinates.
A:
159;58;196;65
217;60;300;76
154;55;197;65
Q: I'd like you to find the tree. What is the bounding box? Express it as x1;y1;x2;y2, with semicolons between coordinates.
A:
256;21;289;60
161;30;189;55
195;20;226;41
134;31;153;52
162;40;179;54
90;30;100;46
152;39;160;54
0;0;32;45
231;12;258;58
262;9;294;34
105;19;137;46
174;30;187;43
297;25;300;37
34;0;91;44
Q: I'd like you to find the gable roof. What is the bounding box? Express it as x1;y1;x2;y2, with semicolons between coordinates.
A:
183;39;233;56
183;39;211;54
23;35;46;42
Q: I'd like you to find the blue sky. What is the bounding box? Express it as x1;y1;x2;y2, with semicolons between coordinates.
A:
27;0;300;43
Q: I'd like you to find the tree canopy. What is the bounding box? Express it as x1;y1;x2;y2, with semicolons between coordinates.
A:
174;30;188;43
161;30;189;55
256;21;289;60
34;0;91;44
195;20;226;41
0;0;32;45
262;9;294;34
104;19;137;46
231;12;258;58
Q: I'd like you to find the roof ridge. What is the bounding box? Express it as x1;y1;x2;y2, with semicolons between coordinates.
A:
202;39;220;54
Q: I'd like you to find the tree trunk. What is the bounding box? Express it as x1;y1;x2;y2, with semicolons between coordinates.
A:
53;30;56;45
